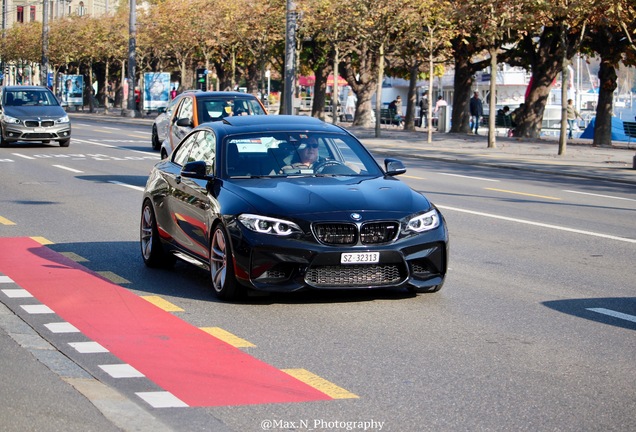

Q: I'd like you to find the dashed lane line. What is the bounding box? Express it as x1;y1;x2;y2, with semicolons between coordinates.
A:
200;327;256;348
586;308;636;324
484;187;561;200
0;216;16;225
283;369;359;399
140;295;185;312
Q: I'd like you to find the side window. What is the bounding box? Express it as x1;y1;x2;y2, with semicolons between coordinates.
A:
175;97;193;122
172;131;200;166
246;99;266;115
189;131;216;175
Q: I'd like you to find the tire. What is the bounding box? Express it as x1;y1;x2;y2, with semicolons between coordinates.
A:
140;200;175;268
59;138;70;147
209;224;244;301
0;128;8;147
151;125;161;150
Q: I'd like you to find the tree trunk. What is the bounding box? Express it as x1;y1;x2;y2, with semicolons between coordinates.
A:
450;43;476;133
593;60;617;147
340;41;379;128
404;63;418;131
311;65;330;120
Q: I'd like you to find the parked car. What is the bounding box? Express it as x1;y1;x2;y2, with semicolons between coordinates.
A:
0;85;71;147
140;115;448;301
151;90;267;158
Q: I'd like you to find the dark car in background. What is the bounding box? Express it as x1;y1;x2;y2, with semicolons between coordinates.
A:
0;85;71;147
141;115;448;301
151;90;267;158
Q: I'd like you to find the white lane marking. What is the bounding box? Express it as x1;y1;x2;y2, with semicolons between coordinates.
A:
0;158;14;162
53;164;83;173
75;138;160;157
109;181;145;192
44;322;80;333
563;190;636;202
586;308;636;324
99;364;145;378
69;341;109;353
136;391;189;408
437;205;636;244
12;153;35;160
0;276;15;283
72;138;116;148
439;173;500;182
2;289;32;298
20;304;55;314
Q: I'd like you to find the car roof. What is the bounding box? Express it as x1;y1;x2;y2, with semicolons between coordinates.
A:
2;85;52;92
198;115;349;137
184;90;260;99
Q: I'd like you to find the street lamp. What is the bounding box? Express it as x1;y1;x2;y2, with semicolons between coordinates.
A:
283;0;296;115
124;0;139;117
41;0;49;87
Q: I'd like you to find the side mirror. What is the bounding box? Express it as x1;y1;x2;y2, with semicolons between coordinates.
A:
384;158;406;176
181;160;212;180
176;117;193;127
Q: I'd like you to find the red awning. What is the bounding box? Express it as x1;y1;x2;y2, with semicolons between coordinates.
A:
298;75;347;87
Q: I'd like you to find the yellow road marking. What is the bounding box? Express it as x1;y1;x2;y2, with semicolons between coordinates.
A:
60;252;89;262
485;187;561;200
403;175;426;180
31;236;53;245
140;295;184;312
282;369;359;399
200;327;256;348
97;271;130;284
0;216;16;225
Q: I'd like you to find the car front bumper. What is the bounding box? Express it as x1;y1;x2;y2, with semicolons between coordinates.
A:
2;122;71;142
229;221;448;293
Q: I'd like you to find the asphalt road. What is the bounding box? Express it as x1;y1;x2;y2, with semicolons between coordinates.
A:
0;117;634;432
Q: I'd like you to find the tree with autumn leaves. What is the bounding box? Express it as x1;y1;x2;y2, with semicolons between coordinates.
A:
1;0;634;146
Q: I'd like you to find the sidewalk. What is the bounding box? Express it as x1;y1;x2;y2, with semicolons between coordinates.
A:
68;109;636;186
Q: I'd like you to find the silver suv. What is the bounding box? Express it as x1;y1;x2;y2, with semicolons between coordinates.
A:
0;85;71;147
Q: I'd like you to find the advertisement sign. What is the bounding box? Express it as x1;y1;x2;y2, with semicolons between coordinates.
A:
60;75;84;106
144;72;170;111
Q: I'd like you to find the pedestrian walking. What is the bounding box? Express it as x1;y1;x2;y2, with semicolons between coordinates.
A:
469;91;483;135
418;92;429;128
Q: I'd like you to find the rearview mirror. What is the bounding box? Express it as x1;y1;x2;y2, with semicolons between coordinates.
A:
384;158;406;176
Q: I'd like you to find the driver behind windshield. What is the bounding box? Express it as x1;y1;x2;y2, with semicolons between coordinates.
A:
287;136;322;169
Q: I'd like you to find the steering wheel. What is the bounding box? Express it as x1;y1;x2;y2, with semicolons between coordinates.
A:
313;159;345;173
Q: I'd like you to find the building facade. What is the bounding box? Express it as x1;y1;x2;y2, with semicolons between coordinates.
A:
2;0;111;29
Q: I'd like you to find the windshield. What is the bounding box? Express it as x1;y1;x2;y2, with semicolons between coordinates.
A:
224;132;383;178
197;97;266;122
4;89;59;107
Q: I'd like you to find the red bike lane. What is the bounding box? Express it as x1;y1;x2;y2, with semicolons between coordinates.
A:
0;237;332;407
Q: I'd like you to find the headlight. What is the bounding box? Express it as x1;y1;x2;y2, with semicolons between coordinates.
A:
406;209;440;233
55;115;70;124
238;214;301;236
2;115;21;125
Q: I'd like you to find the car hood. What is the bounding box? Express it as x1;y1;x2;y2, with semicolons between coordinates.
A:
224;176;432;218
3;106;68;119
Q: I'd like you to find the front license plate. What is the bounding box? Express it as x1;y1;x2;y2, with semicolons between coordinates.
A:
340;252;380;264
34;127;46;133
